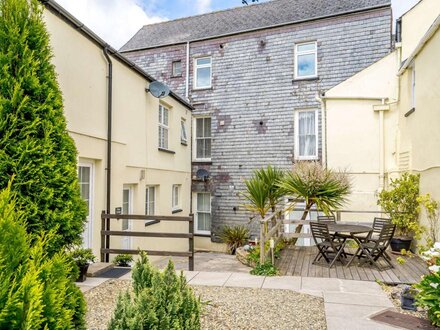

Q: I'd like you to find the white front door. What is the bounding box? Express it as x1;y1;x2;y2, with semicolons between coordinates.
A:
78;163;93;248
122;187;133;249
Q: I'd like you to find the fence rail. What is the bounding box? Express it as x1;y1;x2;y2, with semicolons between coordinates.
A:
101;211;194;270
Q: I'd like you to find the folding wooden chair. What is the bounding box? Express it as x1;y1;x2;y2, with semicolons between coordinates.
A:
317;215;336;224
358;217;392;260
310;222;346;268
347;223;396;271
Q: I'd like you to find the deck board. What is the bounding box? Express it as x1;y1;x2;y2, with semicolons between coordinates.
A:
276;246;428;284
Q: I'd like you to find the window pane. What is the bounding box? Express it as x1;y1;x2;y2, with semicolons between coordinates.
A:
197;212;211;231
196;67;211;88
163;108;168;126
204;118;211;137
196;139;205;158
297;53;316;77
299;135;316;156
181;120;187;141
159;106;163;123
205;138;211;158
297;43;316;52
298;111;315;135
197;57;211;66
196;118;204;137
172;61;182;76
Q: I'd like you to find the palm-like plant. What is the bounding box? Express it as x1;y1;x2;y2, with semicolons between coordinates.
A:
278;162;351;243
242;165;285;221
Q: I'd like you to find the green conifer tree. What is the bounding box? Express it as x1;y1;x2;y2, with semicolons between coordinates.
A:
0;0;87;252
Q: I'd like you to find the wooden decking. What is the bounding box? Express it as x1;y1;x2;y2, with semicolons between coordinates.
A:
276;246;428;284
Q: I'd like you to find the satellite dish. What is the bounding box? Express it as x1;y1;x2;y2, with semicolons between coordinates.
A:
147;81;170;98
196;169;209;181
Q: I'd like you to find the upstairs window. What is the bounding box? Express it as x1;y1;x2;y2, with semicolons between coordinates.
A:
172;60;182;77
295;42;317;79
194;57;212;89
295;109;318;160
195;117;211;161
158;104;169;149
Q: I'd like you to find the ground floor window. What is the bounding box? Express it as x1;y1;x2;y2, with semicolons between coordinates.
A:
195;192;211;234
78;163;93;248
172;184;181;211
146;186;155;215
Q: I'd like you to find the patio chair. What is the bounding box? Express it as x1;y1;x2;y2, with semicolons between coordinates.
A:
357;217;392;260
317;215;336;223
310;222;346;268
347;223;396;271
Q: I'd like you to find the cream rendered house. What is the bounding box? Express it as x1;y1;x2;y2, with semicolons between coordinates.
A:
42;1;200;260
323;0;440;240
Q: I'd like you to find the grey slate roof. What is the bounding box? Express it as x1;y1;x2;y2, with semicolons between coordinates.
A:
120;0;391;52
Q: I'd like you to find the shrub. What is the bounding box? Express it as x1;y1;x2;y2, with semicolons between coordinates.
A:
219;225;250;254
415;243;440;327
0;0;87;253
250;262;279;276
378;173;423;238
70;248;96;267
0;182;86;329
108;252;201;330
113;254;134;267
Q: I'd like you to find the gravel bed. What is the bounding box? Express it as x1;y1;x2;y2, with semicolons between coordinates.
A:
84;279;326;330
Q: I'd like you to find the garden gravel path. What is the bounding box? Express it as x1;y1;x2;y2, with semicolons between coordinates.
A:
84;279;326;330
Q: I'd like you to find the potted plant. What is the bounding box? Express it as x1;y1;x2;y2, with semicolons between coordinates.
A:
113;254;133;267
70;247;96;282
219;225;250;255
378;173;424;252
400;285;418;311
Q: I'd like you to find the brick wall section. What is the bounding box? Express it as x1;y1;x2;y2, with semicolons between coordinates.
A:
124;7;392;240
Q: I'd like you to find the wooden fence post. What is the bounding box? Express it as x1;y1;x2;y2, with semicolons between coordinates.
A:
100;210;106;262
189;214;194;271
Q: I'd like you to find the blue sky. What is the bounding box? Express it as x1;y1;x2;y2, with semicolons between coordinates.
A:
55;0;418;49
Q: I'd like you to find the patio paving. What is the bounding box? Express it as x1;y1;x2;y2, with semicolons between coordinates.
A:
277;246;428;284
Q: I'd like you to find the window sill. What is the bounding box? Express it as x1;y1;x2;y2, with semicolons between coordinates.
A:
292;76;319;82
171;75;183;78
192;87;213;91
172;208;183;214
194;233;211;237
144;220;160;227
181;141;188;146
192;160;212;165
404;107;415;117
158;148;176;154
295;157;319;161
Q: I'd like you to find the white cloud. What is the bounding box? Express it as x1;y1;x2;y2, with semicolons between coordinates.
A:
392;0;419;20
55;0;166;49
195;0;212;14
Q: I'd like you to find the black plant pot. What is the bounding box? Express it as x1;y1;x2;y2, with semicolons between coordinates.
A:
401;294;417;311
75;264;89;282
390;237;412;252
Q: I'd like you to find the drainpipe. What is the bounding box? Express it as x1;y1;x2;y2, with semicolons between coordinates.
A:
378;98;386;192
185;41;190;100
315;93;327;168
103;46;113;262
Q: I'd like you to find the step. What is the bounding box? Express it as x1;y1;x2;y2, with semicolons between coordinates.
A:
87;262;114;277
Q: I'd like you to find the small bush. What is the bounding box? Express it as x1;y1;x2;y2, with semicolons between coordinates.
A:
250;262;279;276
219;225;250;254
108;252;201;330
113;254;134;267
0;182;86;329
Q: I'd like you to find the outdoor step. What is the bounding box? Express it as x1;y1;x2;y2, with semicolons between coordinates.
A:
87;262;114;277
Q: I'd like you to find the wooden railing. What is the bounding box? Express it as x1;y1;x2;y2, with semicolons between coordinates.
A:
259;209;284;264
101;211;194;271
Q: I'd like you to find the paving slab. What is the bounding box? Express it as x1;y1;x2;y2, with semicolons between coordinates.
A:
325;303;399;330
180;270;199;282
87;262;114;277
187;271;232;286
301;277;343;292
262;276;301;291
224;272;265;288
76;277;109;293
324;292;394;308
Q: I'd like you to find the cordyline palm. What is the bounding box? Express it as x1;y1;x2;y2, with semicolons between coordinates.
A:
242;165;285;223
278;162;351;244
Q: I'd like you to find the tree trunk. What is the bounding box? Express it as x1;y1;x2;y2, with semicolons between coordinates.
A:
290;201;313;246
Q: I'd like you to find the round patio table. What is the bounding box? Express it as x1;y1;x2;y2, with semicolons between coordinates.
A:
327;223;373;235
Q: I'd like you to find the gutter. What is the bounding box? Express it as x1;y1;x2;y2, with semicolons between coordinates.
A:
41;0;194;111
397;15;440;76
120;4;391;53
103;47;112;263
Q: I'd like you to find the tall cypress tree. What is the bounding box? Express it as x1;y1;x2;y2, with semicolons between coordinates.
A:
0;0;87;252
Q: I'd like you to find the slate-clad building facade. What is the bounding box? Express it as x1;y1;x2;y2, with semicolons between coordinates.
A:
121;0;392;243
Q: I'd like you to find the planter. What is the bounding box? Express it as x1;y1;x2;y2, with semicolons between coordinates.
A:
75;264;89;282
401;293;417;311
390;237;412;253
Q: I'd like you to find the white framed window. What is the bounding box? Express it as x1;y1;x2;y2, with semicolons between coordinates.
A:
158;104;169;149
145;186;155;215
194;57;212;89
294;41;317;79
181;118;188;145
194;117;211;161
122;187;133;249
78;163;93;249
172;60;182;77
172;184;181;210
194;192;211;234
295;109;318;160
